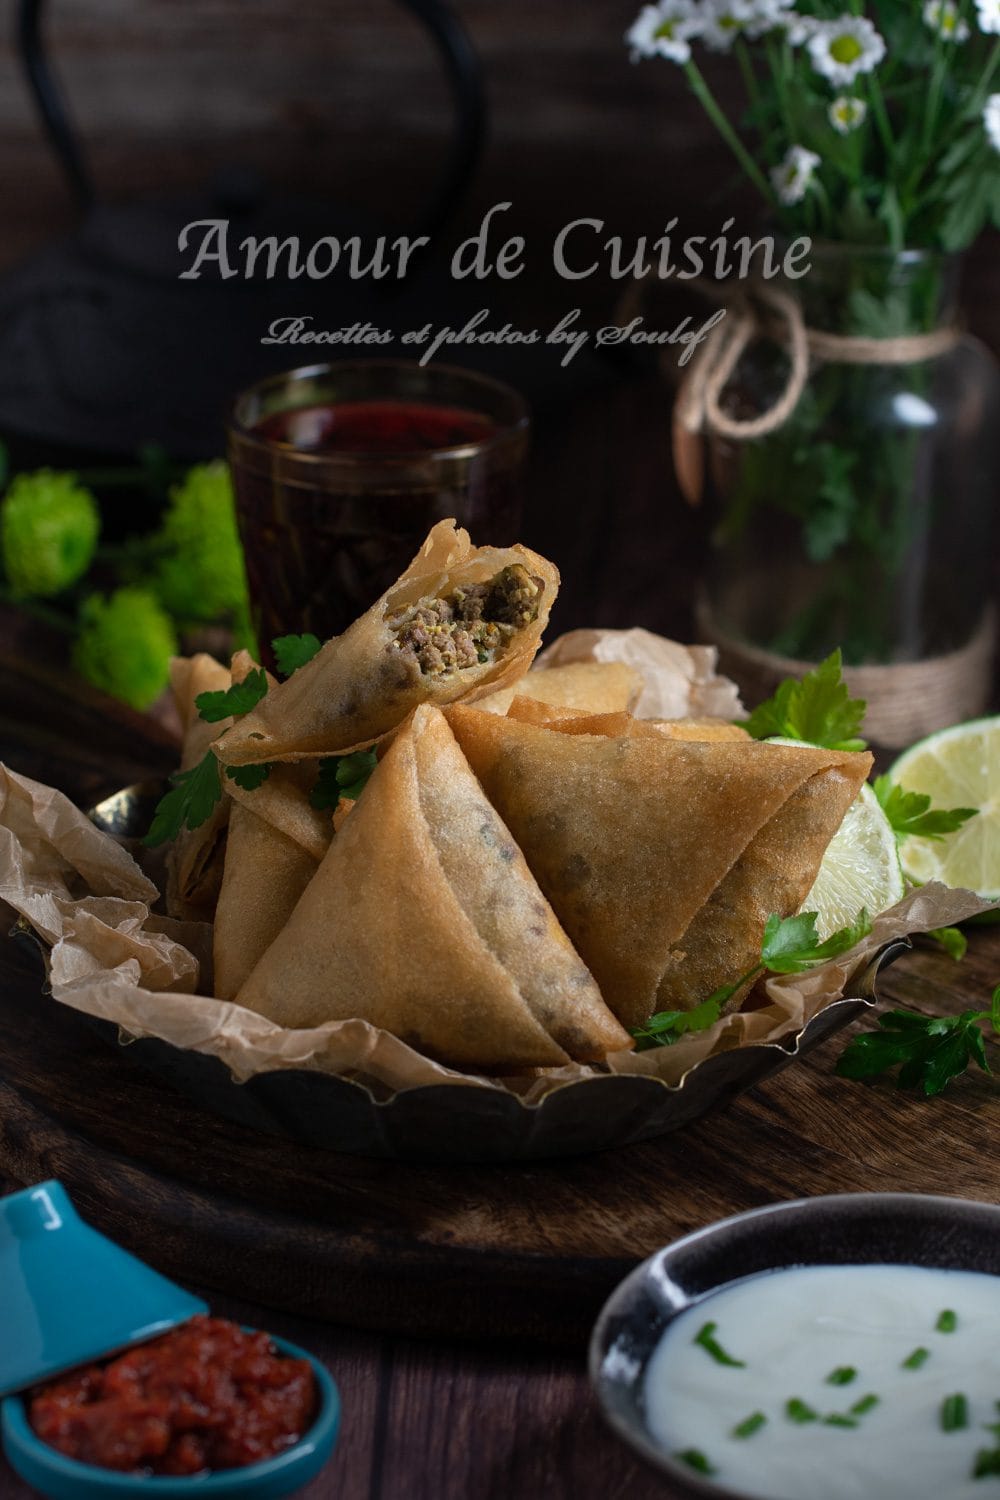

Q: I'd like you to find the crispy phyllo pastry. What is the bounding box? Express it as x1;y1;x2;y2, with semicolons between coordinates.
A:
478;660;643;717
531;710;750;742
446;705;873;1031
212;800;321;1001
164;653;233;920
215;521;559;767
235;705;631;1071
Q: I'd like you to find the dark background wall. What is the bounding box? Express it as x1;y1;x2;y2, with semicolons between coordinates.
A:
1;1;996;646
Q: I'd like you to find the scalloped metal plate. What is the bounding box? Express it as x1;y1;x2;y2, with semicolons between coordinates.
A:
8;783;911;1163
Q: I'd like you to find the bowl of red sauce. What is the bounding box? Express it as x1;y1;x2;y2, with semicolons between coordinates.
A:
1;1316;339;1499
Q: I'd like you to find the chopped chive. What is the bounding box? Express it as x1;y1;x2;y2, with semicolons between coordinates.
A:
824;1414;859;1429
676;1448;715;1475
973;1446;1000;1478
850;1394;880;1417
826;1366;858;1386
694;1321;746;1368
786;1398;818;1424
732;1412;767;1440
937;1309;958;1333
942;1394;969;1432
903;1346;930;1370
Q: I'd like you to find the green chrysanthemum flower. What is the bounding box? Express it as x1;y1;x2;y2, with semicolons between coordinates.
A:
0;470;100;597
74;587;178;710
153;461;250;625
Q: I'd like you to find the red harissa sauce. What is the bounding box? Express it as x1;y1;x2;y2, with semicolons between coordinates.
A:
28;1316;318;1475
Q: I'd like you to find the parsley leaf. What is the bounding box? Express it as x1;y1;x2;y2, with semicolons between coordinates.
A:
761;909;873;973
143;751;222;847
631;909;872;1049
836;985;1000;1097
927;926;968;962
741;650;868;751
872;775;977;845
630;991;727;1051
272;634;322;677
195;668;269;723
310;749;378;811
226;763;273;791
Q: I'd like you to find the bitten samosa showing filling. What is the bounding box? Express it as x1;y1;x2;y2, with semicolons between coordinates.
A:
215;521;559;766
388;564;543;677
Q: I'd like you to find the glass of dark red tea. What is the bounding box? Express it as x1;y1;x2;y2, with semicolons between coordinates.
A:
227;360;530;663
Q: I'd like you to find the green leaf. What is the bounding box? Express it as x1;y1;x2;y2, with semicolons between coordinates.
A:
272;633;322;677
760;909;872;974
143;751;222;847
740;651;868;751
836;1004;998;1097
195;668;269;723
927;926;968;962
310;749;379;811
872;775;977;844
630;990;727;1051
226;762;273;791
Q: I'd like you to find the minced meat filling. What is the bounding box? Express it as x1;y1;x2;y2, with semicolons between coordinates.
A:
389;564;543;677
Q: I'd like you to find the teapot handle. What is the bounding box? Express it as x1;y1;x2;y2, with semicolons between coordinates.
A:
16;0;485;237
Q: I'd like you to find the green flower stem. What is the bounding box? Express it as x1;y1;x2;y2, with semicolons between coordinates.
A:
683;58;775;206
921;37;949;159
866;72;897;169
763;35;794;140
968;39;1000;116
735;39;762;121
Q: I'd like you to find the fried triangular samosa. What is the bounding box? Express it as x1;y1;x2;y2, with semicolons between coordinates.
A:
446;705;872;1030
216;520;559;767
212;653;334;997
235;705;630;1071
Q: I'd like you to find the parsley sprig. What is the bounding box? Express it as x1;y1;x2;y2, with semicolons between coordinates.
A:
836;984;1000;1097
145;634;355;845
631;908;872;1050
194;667;269;723
144;751;223;848
272;633;322;676
741;650;868;751
310;750;378;810
872;775;977;846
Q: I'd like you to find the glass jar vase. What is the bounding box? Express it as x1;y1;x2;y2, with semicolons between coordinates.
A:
697;244;1000;743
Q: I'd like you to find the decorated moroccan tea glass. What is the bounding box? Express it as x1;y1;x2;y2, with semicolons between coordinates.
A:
227;360;529;665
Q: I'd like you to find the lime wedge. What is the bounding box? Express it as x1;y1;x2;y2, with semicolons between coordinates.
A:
802;782;904;939
888;716;1000;898
764;738;903;938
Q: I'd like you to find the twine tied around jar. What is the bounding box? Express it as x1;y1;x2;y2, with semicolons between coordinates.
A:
675;281;962;445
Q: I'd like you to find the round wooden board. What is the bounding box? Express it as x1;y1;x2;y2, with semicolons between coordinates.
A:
2;926;1000;1350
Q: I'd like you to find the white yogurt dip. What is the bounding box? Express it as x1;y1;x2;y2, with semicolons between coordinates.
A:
643;1263;1000;1500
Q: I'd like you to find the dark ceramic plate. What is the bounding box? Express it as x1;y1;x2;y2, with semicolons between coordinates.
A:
589;1193;1000;1498
15;782;910;1164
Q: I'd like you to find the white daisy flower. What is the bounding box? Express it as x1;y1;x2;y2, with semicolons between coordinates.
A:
923;0;970;41
829;96;868;134
700;0;758;51
771;144;822;204
985;95;1000;152
807;15;887;87
626;0;701;63
975;0;1000;34
783;12;822;45
745;0;798;38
